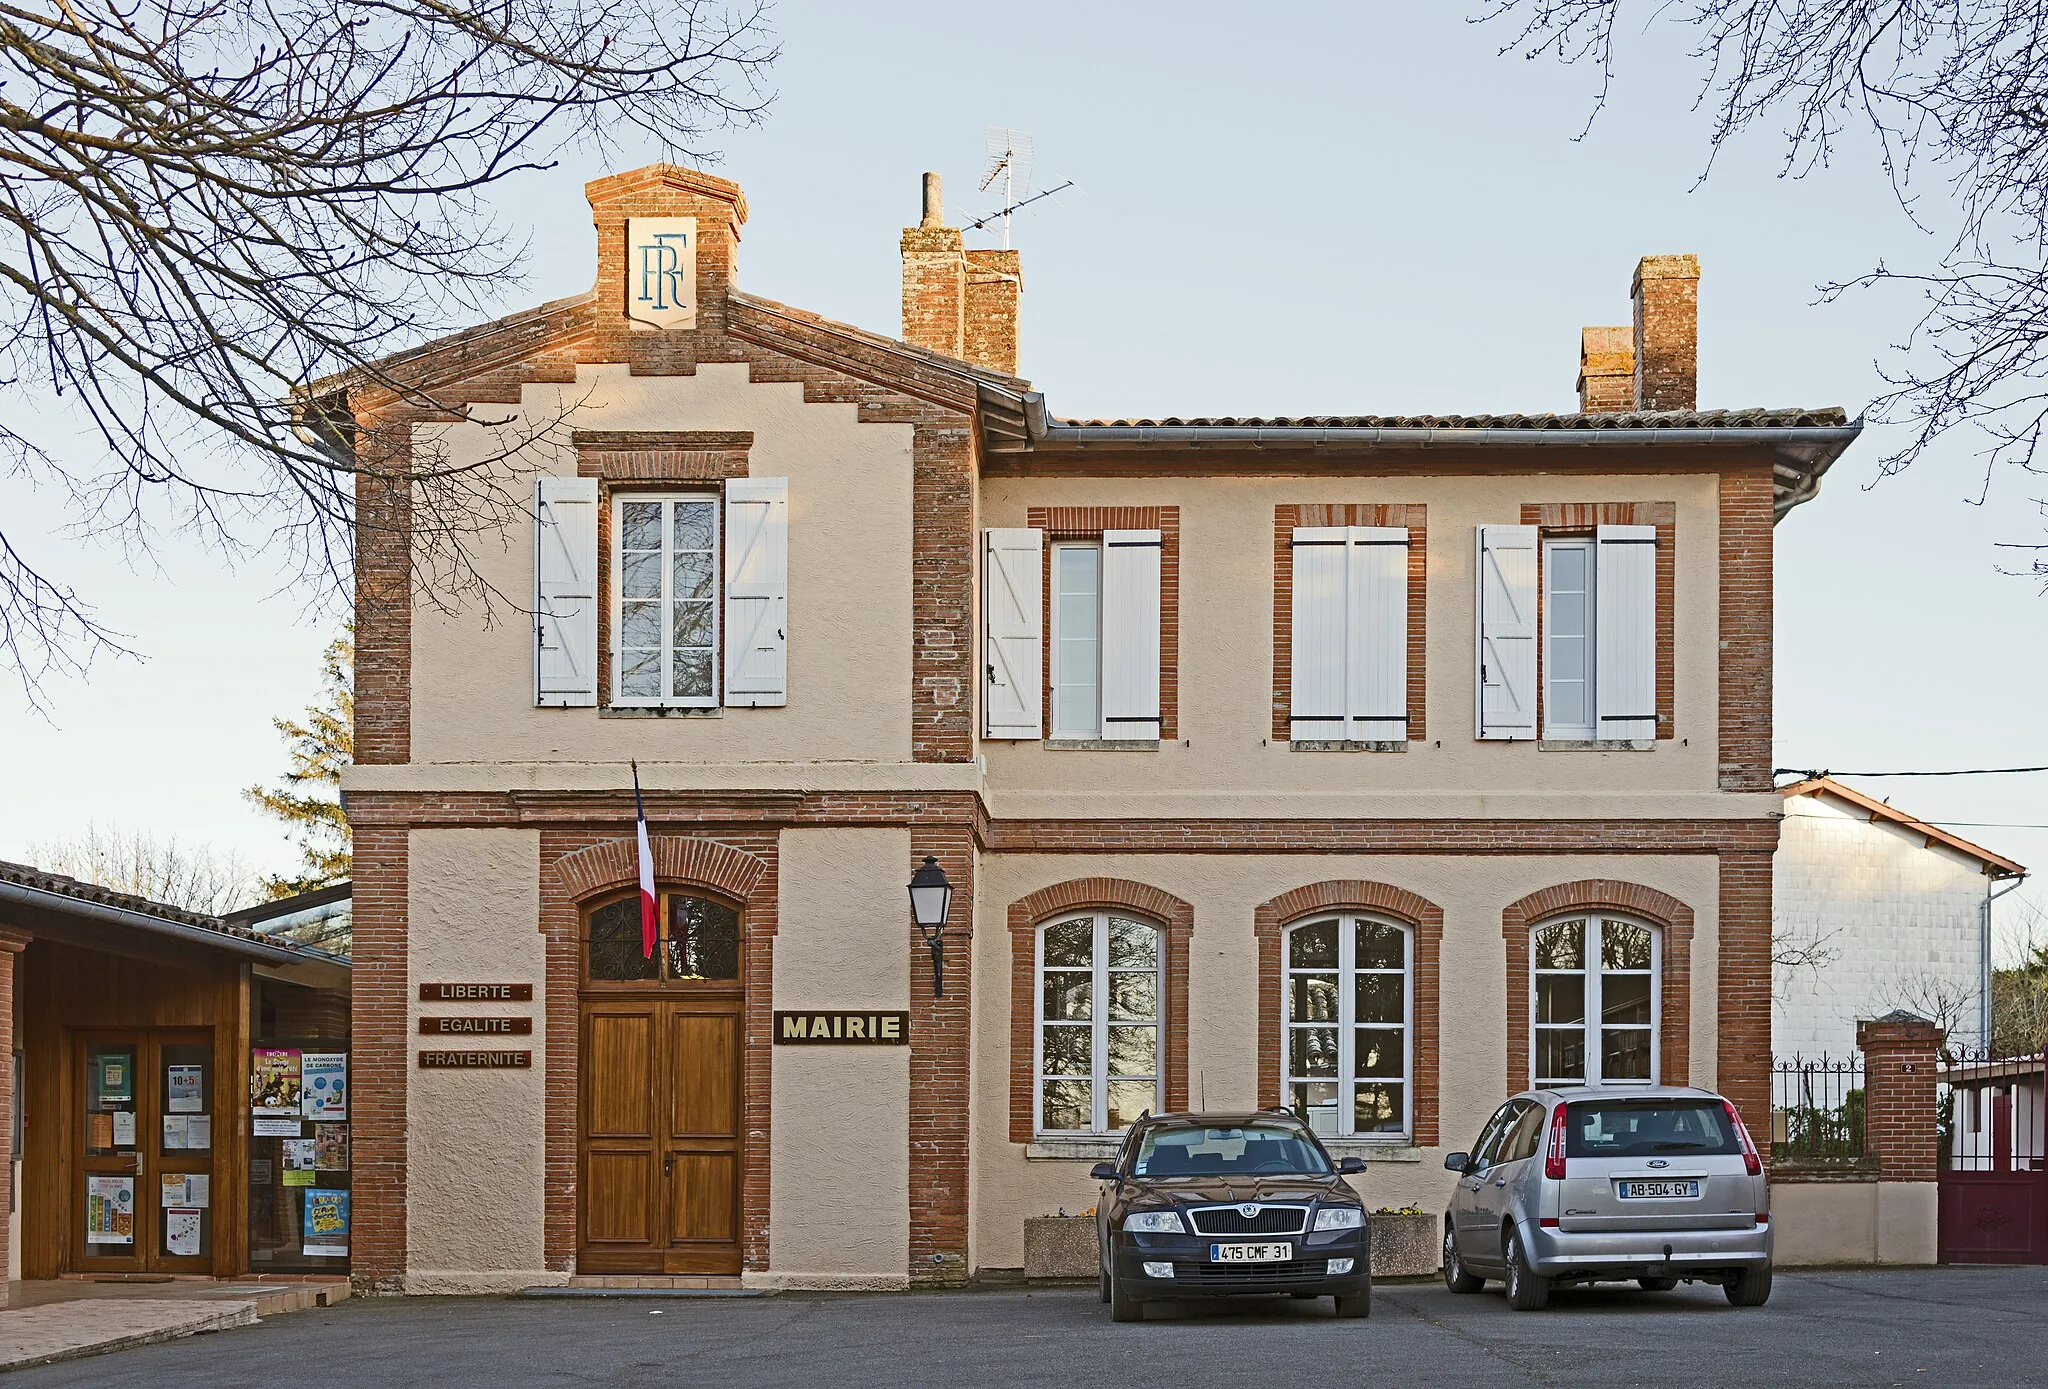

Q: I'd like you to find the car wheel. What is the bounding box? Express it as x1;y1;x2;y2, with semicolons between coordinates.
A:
1503;1230;1551;1311
1443;1222;1484;1294
1637;1277;1678;1292
1109;1265;1145;1322
1724;1263;1773;1307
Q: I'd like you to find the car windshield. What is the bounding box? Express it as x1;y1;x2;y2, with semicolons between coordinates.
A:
1131;1124;1330;1177
1564;1099;1740;1158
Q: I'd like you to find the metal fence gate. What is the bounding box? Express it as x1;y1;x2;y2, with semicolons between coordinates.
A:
1939;1050;2048;1264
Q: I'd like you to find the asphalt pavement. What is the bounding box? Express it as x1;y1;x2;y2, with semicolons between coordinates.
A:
9;1265;2040;1388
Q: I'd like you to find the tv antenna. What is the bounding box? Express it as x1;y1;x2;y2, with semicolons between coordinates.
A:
972;125;1074;249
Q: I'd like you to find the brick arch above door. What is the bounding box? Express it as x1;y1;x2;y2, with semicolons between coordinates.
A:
1254;881;1444;1148
1501;879;1695;1094
550;834;770;906
1007;879;1194;1144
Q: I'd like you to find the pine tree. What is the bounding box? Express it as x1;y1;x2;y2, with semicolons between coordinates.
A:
246;628;353;898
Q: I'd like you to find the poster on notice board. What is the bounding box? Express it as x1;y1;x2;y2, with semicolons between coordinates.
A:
303;1189;349;1258
167;1064;203;1113
250;1050;302;1116
86;1175;134;1244
165;1209;203;1257
301;1053;346;1120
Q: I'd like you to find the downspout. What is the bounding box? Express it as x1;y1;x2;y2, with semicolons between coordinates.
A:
1984;872;2029;1052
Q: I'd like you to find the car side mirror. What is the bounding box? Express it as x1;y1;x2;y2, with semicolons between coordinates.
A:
1089;1163;1119;1182
1444;1152;1469;1173
1337;1157;1366;1174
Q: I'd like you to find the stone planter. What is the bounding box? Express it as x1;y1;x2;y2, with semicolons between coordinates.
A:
1024;1216;1098;1280
1369;1212;1439;1278
1023;1212;1439;1280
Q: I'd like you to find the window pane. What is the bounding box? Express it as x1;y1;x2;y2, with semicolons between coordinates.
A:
1534;1028;1584;1082
1107;971;1157;1022
1041;1080;1090;1132
1105;1080;1155;1131
1602;973;1651;1025
672;501;715;553
674;550;715;601
1354;972;1403;1024
1355;1027;1404;1079
1289;921;1338;969
672;649;712;699
1289;1081;1340;1137
1040;1026;1091;1077
1289;1027;1339;1078
1602;921;1653;971
1058;545;1099;602
1042;920;1092;968
1041;972;1091;1022
1536;974;1585;1026
672;600;713;650
1602;1028;1653;1081
1290;974;1339;1023
1533;920;1584;971
1354;1082;1405;1135
621;502;661;551
1054;678;1096;736
620;650;660;698
1107;917;1158;968
588;899;659;981
1550;542;1586;591
665;896;739;981
621;600;661;649
1354;921;1404;971
622;550;661;600
1108;1026;1156;1076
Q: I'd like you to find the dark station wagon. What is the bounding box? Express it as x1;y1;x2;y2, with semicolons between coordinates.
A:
1092;1112;1372;1321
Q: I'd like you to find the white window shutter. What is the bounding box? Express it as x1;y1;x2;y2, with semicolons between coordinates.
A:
534;476;598;707
1099;528;1163;739
1289;527;1347;740
984;528;1044;739
724;477;788;706
1348;527;1409;738
1475;524;1538;740
1596;523;1658;740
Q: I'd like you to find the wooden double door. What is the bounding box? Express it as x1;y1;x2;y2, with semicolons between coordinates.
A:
76;1029;218;1273
579;999;743;1273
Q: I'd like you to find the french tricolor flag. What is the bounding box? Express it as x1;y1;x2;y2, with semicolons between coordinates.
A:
632;761;657;959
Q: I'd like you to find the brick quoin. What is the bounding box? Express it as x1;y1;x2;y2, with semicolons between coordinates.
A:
1718;463;1776;793
1006;880;1195;1146
1500;880;1696;1096
1717;850;1776;1127
1856;1014;1945;1183
909;830;974;1284
349;824;409;1288
1271;505;1428;743
1253;882;1443;1147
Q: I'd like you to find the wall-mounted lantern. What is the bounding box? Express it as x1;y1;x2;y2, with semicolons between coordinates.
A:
907;855;953;997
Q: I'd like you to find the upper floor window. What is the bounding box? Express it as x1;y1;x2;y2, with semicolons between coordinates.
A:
1286;525;1411;743
1051;542;1102;739
615;494;720;707
1532;914;1658;1087
1542;537;1595;740
1284;915;1411;1140
1036;912;1162;1134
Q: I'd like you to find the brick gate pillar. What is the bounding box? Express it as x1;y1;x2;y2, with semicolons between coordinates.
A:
1856;1010;1944;1263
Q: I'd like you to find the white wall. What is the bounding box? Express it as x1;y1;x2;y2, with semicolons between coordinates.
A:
1774;792;1992;1057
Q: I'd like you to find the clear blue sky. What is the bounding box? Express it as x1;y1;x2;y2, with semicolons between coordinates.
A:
3;2;2044;950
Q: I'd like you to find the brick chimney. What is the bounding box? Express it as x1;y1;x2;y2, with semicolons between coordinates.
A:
1576;325;1635;413
900;172;1022;374
585;164;747;344
1631;254;1699;412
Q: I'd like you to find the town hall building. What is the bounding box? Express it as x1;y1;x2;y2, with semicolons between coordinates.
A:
332;163;1859;1291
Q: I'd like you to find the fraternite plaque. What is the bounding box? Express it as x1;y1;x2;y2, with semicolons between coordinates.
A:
416;1051;532;1069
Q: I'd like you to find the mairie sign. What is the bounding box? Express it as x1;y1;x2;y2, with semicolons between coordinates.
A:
773;1011;909;1046
626;216;697;331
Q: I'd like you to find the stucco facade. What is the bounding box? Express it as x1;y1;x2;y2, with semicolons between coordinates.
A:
335;162;1858;1291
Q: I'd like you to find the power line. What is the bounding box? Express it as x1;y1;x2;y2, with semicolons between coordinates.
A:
1777;765;2048;779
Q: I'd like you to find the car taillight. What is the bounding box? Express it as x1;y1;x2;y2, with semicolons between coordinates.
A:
1724;1099;1763;1176
1544;1102;1569;1179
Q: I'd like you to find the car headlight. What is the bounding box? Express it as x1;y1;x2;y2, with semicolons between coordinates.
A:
1124;1211;1184;1233
1314;1206;1365;1231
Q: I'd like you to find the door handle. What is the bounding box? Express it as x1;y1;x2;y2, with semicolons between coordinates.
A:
1493;1177;1509;1187
663;1153;675;1176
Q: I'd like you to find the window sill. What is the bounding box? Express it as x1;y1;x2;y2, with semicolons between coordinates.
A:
1025;1138;1123;1161
1321;1142;1423;1163
600;705;722;719
1044;739;1159;752
1290;740;1408;754
1538;738;1652;751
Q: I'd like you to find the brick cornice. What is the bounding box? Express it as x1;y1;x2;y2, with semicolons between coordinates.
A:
1007;879;1195;1144
1501;879;1695;1093
1253;881;1444;1147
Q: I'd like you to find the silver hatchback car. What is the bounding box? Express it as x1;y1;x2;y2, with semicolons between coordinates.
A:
1441;1086;1772;1310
